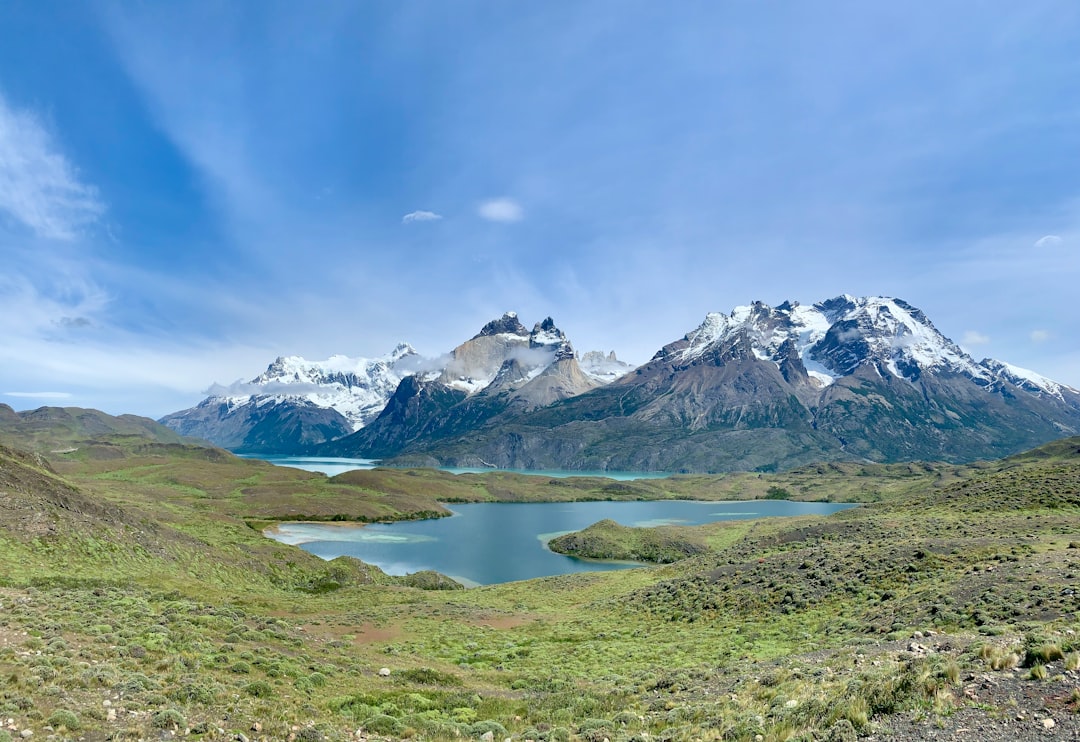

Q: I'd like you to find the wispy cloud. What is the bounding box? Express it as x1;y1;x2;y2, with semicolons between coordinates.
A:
1030;329;1050;343
961;330;990;346
1033;234;1063;249
0;90;105;240
402;210;443;224
478;197;524;223
3;391;73;399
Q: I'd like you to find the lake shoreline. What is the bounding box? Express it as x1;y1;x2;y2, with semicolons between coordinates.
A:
266;500;858;586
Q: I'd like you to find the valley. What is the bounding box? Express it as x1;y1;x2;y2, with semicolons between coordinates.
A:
4;8;1076;741
1;410;1079;740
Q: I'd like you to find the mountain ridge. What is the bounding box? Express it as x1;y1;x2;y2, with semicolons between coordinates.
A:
161;295;1079;470
334;296;1080;472
161;313;631;453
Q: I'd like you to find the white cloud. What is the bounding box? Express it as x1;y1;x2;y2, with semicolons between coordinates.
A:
401;210;443;224
3;391;73;399
0;91;105;240
478;197;524;223
1030;329;1051;343
1033;234;1063;249
961;330;990;346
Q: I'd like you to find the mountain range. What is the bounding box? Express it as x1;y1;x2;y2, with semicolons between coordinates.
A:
162;297;1080;471
161;313;632;454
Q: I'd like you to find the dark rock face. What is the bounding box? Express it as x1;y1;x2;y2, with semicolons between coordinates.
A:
321;376;468;459
341;296;1080;473
475;312;529;338
161;398;353;454
322;315;599;459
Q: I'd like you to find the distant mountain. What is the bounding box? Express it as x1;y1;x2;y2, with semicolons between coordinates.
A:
160;344;417;453
161;315;632;454
320;313;630;458
357;296;1080;472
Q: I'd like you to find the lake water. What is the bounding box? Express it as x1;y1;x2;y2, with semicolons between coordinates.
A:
245;454;674;480
267;500;857;586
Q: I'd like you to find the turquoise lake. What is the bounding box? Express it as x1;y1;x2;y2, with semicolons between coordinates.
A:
244;454;673;480
267;500;857;586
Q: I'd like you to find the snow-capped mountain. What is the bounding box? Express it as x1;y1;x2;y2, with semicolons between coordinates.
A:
359;296;1080;472
160;344;417;452
320;314;615;458
670;296;1070;398
164;296;1080;468
163;314;631;454
241;343;417;430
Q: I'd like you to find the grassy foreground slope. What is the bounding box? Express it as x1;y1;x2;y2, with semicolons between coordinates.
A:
0;438;1079;740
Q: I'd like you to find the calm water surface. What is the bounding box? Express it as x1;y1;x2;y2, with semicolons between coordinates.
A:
268;500;857;586
244;454;673;480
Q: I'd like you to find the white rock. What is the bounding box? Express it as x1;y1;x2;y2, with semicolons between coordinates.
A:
378;667;391;677
1043;718;1056;729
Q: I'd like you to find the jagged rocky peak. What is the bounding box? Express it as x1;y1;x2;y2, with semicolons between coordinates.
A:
475;311;529;339
529;317;574;361
252;342;417;388
578;350;634;382
671;296;999;388
441;313;537;393
808;296;982;382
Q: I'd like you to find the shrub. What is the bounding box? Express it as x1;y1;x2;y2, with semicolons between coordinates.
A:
245;680;273;698
468;720;508;738
362;714;404;736
826;719;858;742
398;667;461;686
47;709;80;730
168;679;217;704
151;708;185;729
576;718;612;742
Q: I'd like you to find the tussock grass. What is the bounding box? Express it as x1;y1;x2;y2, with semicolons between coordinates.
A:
0;438;1077;738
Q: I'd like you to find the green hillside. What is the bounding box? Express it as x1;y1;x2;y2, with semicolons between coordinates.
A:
1;435;1078;740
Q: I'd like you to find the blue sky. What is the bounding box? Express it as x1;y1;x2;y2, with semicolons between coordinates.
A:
1;1;1078;418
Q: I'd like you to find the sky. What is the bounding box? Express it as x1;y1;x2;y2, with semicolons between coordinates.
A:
1;2;1079;418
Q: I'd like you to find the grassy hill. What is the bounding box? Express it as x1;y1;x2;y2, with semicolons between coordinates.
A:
0;434;1079;740
0;403;210;457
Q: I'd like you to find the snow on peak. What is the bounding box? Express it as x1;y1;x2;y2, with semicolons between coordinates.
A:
530;317;570;349
475;312;529;339
679;296;995;385
829;296;996;382
682;301;832;370
212;344;417;430
579;350;634;382
979;358;1075;401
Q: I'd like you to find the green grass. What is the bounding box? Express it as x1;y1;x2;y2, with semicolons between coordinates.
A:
0;437;1078;739
548;519;711;563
